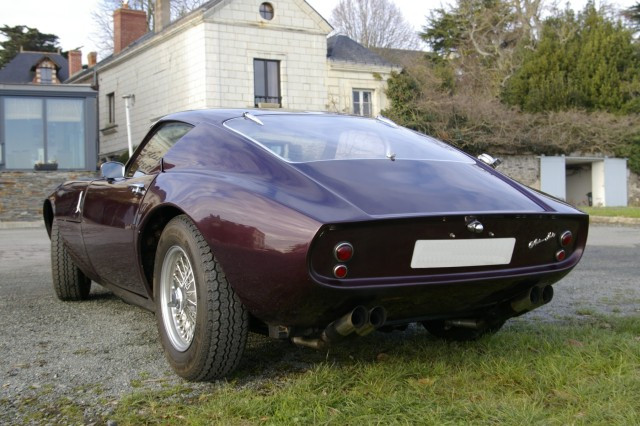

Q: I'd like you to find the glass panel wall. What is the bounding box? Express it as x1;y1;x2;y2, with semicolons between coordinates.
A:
47;99;85;169
4;97;44;169
2;96;86;169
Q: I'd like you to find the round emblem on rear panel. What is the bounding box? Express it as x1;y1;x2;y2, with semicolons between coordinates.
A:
466;220;484;234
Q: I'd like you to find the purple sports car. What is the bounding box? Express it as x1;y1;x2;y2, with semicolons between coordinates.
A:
45;109;588;381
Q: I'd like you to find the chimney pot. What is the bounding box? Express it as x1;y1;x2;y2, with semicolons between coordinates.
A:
155;0;171;33
87;51;98;67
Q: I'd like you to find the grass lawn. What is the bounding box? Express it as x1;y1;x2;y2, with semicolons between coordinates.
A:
112;315;640;425
582;206;640;218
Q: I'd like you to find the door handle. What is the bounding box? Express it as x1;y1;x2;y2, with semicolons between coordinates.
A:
75;191;84;214
128;183;146;195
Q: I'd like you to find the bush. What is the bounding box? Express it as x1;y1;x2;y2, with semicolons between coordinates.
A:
382;66;640;173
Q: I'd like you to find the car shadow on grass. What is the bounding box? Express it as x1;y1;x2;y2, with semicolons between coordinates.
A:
230;314;639;385
233;325;446;380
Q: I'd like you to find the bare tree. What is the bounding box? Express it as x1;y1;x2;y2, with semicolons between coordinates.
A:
423;0;547;94
330;0;422;49
90;0;207;58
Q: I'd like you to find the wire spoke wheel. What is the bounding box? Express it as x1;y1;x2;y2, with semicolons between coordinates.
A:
154;215;248;381
160;246;197;352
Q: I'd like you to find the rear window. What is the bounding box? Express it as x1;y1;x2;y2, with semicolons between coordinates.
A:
224;114;472;163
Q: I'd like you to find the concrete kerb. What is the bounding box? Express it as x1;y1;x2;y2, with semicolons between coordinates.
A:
0;221;45;229
589;216;640;226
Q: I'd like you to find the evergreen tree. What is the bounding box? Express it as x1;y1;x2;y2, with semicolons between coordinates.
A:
503;4;640;113
0;25;60;68
623;2;640;30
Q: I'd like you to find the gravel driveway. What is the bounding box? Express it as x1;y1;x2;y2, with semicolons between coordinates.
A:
1;224;638;423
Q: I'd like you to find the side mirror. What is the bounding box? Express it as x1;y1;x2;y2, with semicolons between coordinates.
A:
101;161;125;179
477;153;502;169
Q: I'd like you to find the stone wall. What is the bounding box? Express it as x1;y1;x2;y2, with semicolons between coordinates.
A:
494;155;640;206
0;171;97;222
497;155;541;189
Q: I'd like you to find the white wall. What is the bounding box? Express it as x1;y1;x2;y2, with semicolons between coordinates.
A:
97;23;208;156
604;158;628;206
203;0;331;110
591;161;606;206
540;156;566;200
326;62;397;116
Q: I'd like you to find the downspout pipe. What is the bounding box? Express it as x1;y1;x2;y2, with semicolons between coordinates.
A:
123;94;135;157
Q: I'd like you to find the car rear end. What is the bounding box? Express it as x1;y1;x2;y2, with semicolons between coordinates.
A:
307;212;588;323
223;112;590;338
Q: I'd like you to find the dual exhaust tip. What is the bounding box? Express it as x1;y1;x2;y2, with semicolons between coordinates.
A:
293;285;553;349
511;285;554;314
292;305;387;350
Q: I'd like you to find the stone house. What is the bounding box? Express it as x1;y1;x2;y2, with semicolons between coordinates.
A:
67;0;400;159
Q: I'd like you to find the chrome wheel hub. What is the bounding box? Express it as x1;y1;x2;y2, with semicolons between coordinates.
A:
160;246;197;352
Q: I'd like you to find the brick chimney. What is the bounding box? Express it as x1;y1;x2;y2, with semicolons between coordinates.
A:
113;4;148;55
87;51;97;68
68;50;82;76
155;0;171;33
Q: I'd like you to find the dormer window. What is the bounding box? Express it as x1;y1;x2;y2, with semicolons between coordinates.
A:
33;58;58;85
40;68;53;84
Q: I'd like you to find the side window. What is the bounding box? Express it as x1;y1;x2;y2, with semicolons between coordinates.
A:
126;122;193;177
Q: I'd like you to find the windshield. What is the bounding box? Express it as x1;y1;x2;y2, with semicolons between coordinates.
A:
224;114;472;163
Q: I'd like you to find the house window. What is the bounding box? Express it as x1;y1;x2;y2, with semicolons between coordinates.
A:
353;90;373;117
107;92;115;124
259;3;274;20
40;68;53;84
2;96;85;169
254;59;281;107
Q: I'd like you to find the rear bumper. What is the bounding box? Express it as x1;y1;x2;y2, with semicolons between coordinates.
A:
265;259;578;328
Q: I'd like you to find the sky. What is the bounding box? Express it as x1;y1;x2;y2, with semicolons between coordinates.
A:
0;0;637;62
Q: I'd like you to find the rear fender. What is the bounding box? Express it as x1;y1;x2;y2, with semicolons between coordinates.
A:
145;171;321;321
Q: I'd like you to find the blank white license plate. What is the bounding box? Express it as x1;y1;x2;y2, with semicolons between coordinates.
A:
410;238;516;268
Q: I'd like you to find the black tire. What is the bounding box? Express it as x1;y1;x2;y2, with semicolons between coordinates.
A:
154;215;248;381
51;220;91;301
422;319;505;342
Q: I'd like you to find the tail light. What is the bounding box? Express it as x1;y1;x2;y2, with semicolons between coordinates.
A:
334;242;354;262
559;231;573;247
555;250;566;261
333;264;348;278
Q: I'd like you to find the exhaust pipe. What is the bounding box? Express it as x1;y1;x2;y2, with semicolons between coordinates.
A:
291;336;327;350
323;305;369;342
511;285;554;314
356;306;388;336
292;306;369;350
444;319;485;329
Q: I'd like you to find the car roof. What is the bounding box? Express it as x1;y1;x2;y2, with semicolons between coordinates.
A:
160;109;334;127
